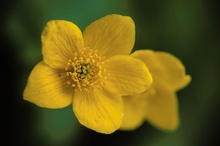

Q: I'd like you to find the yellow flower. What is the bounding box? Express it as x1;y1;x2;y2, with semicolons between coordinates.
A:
120;50;191;131
23;14;153;134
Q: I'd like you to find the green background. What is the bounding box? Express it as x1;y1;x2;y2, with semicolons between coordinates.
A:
3;0;220;145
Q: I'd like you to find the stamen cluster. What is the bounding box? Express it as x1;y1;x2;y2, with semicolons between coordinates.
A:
65;47;107;92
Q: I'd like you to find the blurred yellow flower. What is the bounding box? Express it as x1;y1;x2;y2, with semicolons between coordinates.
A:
120;50;191;131
23;14;153;134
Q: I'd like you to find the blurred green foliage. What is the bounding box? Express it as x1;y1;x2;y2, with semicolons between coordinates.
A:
3;0;220;146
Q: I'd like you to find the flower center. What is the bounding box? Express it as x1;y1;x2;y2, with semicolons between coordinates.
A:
65;47;107;92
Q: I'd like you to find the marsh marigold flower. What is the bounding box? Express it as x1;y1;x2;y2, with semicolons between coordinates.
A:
23;14;153;134
120;50;191;131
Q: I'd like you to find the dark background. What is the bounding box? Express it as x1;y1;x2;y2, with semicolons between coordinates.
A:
2;0;220;145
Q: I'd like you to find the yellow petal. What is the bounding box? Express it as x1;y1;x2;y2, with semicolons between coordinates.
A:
120;95;145;130
42;20;84;69
144;83;179;131
83;14;135;58
104;55;152;96
23;61;72;108
72;88;123;134
156;51;191;91
132;50;191;91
